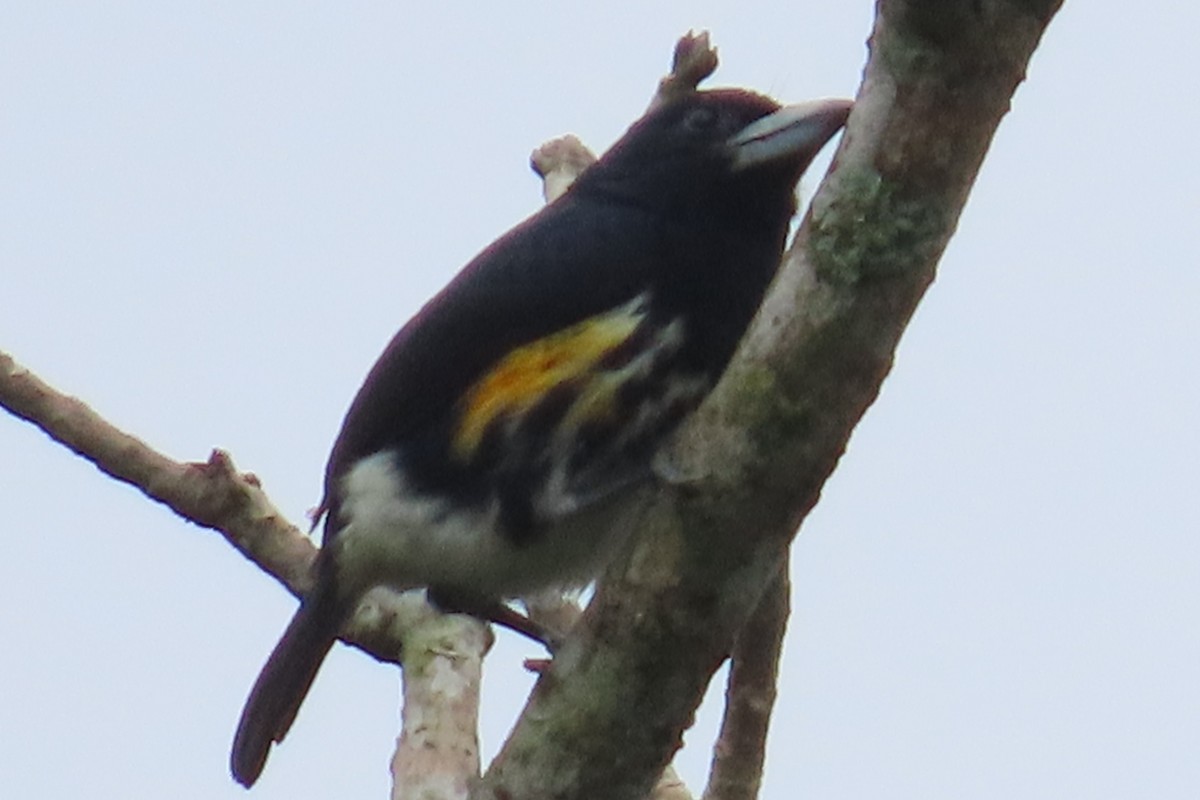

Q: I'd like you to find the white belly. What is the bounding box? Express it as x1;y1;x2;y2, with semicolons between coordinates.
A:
330;452;646;599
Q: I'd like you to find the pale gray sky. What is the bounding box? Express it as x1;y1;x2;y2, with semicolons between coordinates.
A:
2;3;1197;799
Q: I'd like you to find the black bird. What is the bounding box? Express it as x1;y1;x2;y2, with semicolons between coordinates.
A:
231;88;851;787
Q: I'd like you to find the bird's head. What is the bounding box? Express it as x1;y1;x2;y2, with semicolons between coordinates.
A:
577;89;852;228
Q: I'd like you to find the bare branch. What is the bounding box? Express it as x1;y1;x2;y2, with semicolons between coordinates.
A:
0;349;433;666
530;135;597;203
0;351;314;588
391;604;491;800
651;31;720;109
703;561;790;800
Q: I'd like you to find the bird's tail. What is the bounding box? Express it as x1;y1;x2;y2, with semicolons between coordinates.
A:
230;579;346;787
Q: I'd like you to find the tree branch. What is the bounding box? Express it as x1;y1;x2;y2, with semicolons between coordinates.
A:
391;604;491;800
702;561;790;800
651;31;720;110
0;350;442;667
0;352;314;589
478;2;1065;798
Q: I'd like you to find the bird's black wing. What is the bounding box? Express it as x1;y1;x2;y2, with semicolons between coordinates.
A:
320;190;694;535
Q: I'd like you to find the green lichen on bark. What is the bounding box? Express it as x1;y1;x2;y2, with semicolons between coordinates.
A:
730;363;819;454
809;166;948;285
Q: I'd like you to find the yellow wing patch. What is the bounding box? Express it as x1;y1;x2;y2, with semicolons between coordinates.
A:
452;298;646;460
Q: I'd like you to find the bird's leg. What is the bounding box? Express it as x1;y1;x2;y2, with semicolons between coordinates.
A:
426;588;563;652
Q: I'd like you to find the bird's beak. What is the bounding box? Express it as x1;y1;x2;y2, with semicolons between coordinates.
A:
728;98;853;172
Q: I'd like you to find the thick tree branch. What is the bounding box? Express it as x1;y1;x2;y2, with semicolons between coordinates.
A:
478;2;1065;799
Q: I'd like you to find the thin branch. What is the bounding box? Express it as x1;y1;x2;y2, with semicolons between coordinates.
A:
703;559;790;800
651;31;720;109
0;349;429;664
0;352;314;589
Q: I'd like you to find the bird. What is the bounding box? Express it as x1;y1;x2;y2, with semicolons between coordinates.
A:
230;87;852;787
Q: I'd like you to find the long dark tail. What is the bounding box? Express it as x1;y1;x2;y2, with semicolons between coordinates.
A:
230;579;346;787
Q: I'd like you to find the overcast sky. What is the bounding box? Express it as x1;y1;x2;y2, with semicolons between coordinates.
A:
2;3;1197;799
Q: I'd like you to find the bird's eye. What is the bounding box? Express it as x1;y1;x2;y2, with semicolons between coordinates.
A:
682;106;718;133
